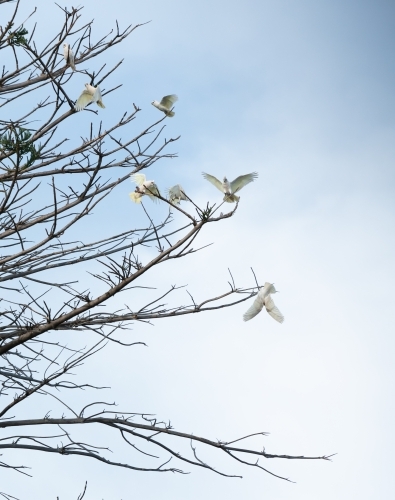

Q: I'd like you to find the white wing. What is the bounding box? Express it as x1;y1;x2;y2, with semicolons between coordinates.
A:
177;185;187;200
230;172;258;193
264;295;284;323
93;86;105;108
75;90;93;111
131;173;146;186
65;45;76;70
129;191;143;203
243;294;265;321
202;172;224;193
167;184;187;203
63;44;69;61
92;86;101;102
69;51;76;70
160;94;178;110
144;182;160;203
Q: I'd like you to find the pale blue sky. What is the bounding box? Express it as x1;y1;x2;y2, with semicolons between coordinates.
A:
4;0;395;498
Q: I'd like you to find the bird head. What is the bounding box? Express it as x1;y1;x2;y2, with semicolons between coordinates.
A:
223;176;228;183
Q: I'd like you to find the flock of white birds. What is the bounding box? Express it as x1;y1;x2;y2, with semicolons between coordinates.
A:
63;43;283;325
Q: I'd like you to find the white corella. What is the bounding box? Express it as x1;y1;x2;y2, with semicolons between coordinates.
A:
202;172;258;203
75;84;105;111
151;95;178;117
243;282;284;323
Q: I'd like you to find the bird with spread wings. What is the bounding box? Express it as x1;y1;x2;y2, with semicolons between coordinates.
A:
202;171;258;202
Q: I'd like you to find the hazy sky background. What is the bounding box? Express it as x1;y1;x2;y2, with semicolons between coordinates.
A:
3;0;395;498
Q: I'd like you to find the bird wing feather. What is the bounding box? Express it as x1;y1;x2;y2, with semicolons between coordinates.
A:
167;185;186;203
243;294;265;321
145;183;160;203
131;173;146;186
167;190;180;204
264;295;284;323
230;172;258;193
67;47;76;70
93;86;105;108
160;94;178;109
75;90;93;111
179;187;187;200
202;173;224;193
129;192;143;203
92;86;102;102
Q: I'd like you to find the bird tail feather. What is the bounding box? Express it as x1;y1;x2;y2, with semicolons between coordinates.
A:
223;194;239;203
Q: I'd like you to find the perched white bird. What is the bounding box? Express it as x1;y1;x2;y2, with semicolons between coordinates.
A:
151;95;178;117
63;43;76;71
202;172;258;203
75;84;105;111
243;282;284;323
129;173;159;203
167;184;187;205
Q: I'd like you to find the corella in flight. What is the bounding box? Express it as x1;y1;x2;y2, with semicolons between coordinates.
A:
129;173;159;203
243;282;284;323
202;171;258;203
167;184;187;205
63;43;76;71
75;84;105;111
151;95;178;117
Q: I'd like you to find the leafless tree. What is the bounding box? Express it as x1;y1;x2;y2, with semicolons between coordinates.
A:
0;2;331;497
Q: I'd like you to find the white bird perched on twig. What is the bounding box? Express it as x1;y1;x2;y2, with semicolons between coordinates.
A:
75;84;105;111
202;172;258;203
63;43;76;71
129;173;159;203
243;282;284;323
151;95;178;117
167;184;187;205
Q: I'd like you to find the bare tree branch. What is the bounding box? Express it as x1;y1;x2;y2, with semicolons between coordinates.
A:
0;2;330;497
